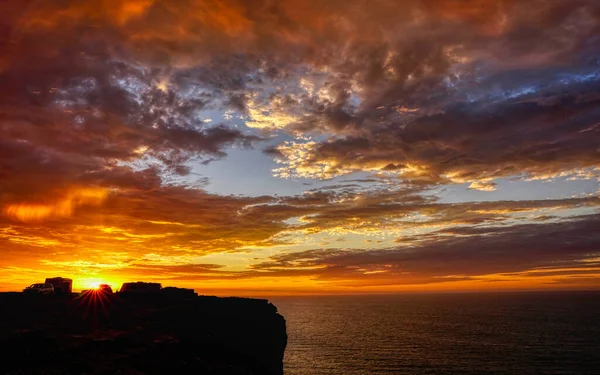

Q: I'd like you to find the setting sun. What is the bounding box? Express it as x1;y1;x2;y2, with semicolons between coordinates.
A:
81;279;108;291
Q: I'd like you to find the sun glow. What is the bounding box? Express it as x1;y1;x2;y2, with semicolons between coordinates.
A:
85;283;101;290
81;279;109;291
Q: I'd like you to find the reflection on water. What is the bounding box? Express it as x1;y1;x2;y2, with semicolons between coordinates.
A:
271;292;600;375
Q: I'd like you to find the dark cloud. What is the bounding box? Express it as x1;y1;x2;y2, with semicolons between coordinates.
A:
0;0;266;204
247;1;600;187
262;188;600;235
273;82;600;185
253;214;600;285
3;0;599;189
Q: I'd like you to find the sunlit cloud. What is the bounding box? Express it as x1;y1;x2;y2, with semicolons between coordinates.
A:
5;188;108;222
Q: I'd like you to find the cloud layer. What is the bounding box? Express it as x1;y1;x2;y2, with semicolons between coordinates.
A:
0;0;599;293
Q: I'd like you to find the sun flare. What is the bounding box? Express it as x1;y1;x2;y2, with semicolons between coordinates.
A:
82;279;106;291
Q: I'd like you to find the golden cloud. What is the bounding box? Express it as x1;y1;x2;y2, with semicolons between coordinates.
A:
5;187;108;222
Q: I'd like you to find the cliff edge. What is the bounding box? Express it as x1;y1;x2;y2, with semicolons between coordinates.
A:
0;292;287;375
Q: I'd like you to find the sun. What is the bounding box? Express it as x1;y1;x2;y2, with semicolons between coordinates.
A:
82;279;106;291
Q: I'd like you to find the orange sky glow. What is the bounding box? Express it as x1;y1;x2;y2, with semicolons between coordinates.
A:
0;0;599;295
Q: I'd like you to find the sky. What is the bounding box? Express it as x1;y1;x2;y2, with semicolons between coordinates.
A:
0;0;599;295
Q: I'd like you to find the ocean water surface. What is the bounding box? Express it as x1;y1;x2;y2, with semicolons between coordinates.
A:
270;292;600;375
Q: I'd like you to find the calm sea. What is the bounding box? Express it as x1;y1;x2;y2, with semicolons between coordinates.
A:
270;291;600;375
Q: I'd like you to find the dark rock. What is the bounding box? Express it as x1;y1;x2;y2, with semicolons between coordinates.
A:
0;292;287;375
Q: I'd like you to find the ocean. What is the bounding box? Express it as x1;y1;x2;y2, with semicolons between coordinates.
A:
270;291;600;375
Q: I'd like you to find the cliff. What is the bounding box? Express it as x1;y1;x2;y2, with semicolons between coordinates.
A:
0;292;287;375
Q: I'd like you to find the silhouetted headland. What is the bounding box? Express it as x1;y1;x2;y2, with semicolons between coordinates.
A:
0;285;287;375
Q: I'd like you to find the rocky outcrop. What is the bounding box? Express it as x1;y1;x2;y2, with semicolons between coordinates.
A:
0;292;287;375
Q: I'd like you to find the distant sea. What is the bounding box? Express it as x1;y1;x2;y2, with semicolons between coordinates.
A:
270;291;600;375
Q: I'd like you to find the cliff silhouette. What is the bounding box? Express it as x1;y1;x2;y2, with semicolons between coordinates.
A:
0;291;287;375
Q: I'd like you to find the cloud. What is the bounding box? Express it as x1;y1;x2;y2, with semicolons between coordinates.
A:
271;89;600;187
3;1;599;189
0;171;598;290
1;1;264;194
225;1;600;189
252;214;600;285
468;180;497;192
5;188;108;222
1;0;599;291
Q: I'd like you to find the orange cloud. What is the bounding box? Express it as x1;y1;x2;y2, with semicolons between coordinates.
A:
116;0;155;25
5;187;108;222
